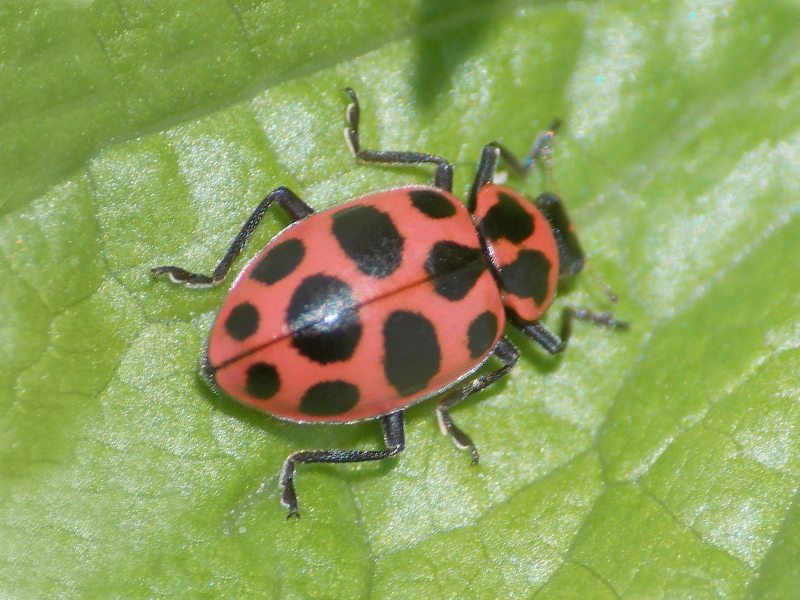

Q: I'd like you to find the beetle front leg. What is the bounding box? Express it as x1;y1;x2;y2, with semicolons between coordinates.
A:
436;337;520;463
467;145;500;213
151;186;313;288
466;120;559;212
489;120;560;180
280;411;405;519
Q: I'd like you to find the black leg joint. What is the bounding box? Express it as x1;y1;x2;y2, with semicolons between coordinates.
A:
434;163;454;193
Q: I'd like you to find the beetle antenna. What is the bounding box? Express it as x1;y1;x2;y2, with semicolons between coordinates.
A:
586;259;619;304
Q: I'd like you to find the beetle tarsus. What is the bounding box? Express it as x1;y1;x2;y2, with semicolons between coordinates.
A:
151;266;214;288
567;307;630;331
281;466;301;519
437;407;481;464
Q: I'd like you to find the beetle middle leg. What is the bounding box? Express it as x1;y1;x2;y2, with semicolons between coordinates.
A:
152;186;313;288
342;88;454;192
280;411;405;519
435;336;520;463
510;308;629;356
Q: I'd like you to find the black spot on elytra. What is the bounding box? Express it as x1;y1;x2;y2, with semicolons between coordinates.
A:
424;241;486;301
286;274;362;364
467;311;499;359
383;311;441;397
300;380;360;417
331;205;404;278
250;238;305;285
479;192;534;244
225;302;259;341
498;250;552;305
246;362;280;399
409;189;457;219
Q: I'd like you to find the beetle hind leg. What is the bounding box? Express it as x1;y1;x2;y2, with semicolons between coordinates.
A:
435;337;520;463
280;411;405;519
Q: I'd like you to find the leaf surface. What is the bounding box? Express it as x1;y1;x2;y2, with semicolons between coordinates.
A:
2;1;800;598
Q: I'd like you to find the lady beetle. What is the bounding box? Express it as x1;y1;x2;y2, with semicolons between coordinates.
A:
152;89;627;518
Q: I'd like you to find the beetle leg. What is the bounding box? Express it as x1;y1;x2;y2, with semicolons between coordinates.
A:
467;119;559;212
280;411;405;519
564;307;630;331
467;145;500;213
488;120;560;180
515;318;568;355
436;336;520;464
342;88;454;192
511;308;629;356
151;186;313;288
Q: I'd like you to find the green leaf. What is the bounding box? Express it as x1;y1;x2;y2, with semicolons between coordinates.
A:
2;0;800;597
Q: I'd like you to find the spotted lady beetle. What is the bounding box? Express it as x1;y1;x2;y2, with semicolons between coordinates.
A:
152;89;628;518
